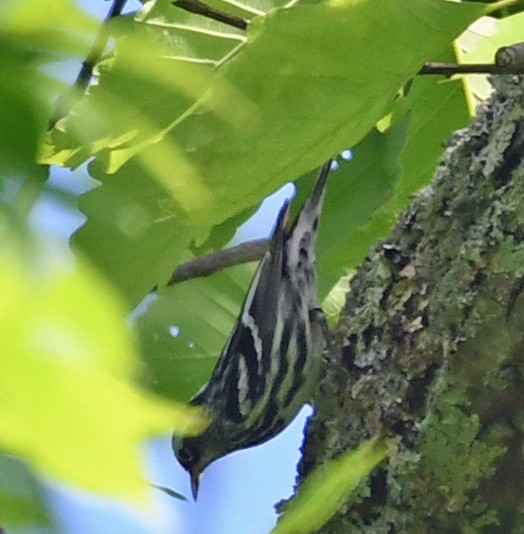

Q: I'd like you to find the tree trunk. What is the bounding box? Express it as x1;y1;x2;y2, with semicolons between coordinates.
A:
298;74;524;533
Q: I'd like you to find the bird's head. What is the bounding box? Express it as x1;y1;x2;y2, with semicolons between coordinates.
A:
172;428;229;500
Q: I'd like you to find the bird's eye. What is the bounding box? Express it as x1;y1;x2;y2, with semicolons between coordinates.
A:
177;444;197;466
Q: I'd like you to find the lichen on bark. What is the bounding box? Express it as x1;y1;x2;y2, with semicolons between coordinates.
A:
294;75;524;533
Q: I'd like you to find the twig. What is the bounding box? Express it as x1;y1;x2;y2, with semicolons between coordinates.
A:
419;62;523;77
50;0;128;126
420;42;524;77
74;0;129;91
172;0;248;30
168;238;268;285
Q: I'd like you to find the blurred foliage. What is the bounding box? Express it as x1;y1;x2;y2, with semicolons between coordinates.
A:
0;455;53;528
0;0;95;179
0;241;207;499
0;0;522;530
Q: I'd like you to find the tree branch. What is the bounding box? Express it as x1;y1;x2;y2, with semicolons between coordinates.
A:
168;238;268;285
419;42;524;77
74;0;129;91
419;61;524;76
172;0;248;30
50;0;128;125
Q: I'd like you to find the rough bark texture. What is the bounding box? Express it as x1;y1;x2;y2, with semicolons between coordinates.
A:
297;75;524;533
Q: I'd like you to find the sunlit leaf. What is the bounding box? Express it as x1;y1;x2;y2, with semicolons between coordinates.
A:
161;0;486;223
322;274;352;328
460;11;524;103
41;1;247;171
273;436;391;534
56;0;488;303
0;242;206;500
177;0;485;224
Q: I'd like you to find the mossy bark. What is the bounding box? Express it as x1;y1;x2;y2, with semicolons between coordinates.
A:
297;75;524;533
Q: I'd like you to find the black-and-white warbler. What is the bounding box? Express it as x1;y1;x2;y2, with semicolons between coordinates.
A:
173;162;332;499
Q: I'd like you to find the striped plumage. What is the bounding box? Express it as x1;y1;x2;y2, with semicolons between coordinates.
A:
172;162;332;499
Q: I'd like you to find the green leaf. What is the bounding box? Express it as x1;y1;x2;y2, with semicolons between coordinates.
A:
311;52;471;297
0;242;206;500
173;0;484;216
273;436;391;534
41;1;246;169
322;273;352;328
396;73;470;197
45;0;294;169
316;120;409;297
176;0;485;225
0;0;95;57
136;263;255;400
73;157;197;304
60;0;486;303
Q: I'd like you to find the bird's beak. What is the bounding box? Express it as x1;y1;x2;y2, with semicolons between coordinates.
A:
190;469;201;501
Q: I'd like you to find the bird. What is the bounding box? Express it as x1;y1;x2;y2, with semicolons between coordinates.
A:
172;161;332;500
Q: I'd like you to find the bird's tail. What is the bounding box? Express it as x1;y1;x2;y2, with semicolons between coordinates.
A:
285;160;332;306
